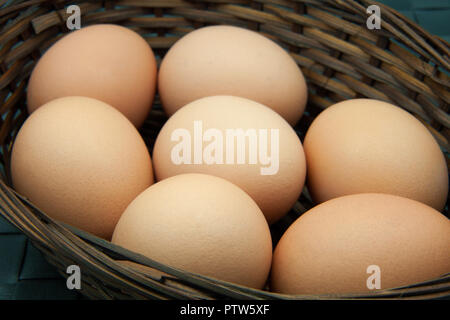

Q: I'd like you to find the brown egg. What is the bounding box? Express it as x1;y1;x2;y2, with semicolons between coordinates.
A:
271;193;450;295
152;95;306;224
304;99;448;211
27;24;157;127
11;96;154;239
112;173;272;289
158;25;307;126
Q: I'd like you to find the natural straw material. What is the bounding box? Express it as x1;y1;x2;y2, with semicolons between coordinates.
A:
0;0;448;299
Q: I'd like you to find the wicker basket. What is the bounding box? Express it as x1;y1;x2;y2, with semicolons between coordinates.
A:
0;0;449;300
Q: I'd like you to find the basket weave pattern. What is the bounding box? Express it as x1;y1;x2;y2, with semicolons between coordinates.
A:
0;0;448;299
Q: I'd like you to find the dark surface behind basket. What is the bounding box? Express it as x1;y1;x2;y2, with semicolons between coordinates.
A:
0;0;449;300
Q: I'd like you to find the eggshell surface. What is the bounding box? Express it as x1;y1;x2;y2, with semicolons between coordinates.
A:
152;95;307;224
112;173;273;289
271;193;450;295
27;24;157;127
11;96;154;239
303;99;448;211
158;25;307;126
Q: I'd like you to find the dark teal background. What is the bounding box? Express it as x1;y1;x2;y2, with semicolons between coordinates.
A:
0;0;449;300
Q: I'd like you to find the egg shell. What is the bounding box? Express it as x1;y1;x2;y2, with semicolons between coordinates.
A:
11;96;154;239
303;99;448;211
152;95;307;224
271;193;450;295
27;24;157;128
158;25;307;126
112;173;273;289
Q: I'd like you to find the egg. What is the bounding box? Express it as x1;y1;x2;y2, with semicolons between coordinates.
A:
152;95;306;224
304;99;448;211
11;96;154;239
271;193;450;295
27;24;157;127
112;173;272;289
158;25;307;126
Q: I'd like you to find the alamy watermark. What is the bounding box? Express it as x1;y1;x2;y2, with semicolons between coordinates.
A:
366;264;381;290
64;4;381;32
170;121;280;175
65;263;382;292
366;5;381;30
66;265;81;290
66;5;81;30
